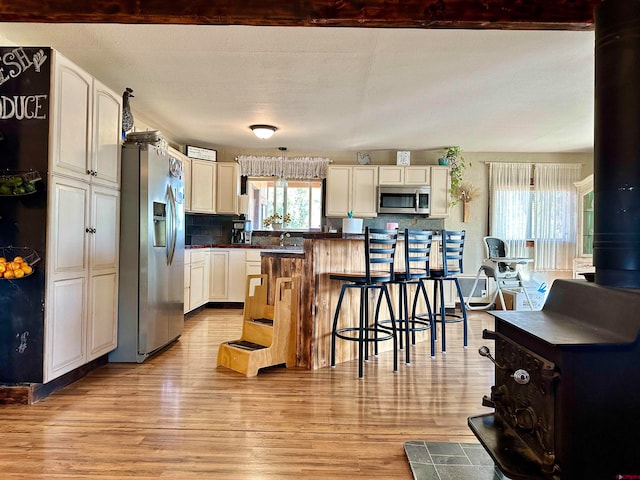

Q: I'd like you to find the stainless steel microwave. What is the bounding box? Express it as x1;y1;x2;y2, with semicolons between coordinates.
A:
377;186;431;215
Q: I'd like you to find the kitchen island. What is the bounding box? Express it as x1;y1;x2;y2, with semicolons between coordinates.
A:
261;233;434;369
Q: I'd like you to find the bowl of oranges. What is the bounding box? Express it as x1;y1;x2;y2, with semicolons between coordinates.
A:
0;247;40;279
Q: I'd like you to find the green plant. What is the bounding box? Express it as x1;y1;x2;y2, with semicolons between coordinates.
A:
443;146;470;206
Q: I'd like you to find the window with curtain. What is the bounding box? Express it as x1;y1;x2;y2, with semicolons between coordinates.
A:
489;162;532;259
489;162;581;271
533;164;581;270
246;178;323;231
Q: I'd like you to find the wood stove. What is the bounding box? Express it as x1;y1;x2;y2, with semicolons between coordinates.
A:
470;1;640;477
469;279;640;479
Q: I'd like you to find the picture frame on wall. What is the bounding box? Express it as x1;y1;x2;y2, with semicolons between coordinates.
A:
186;145;217;162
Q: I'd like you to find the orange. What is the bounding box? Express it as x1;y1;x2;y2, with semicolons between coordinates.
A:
0;263;5;274
13;256;23;263
9;261;20;271
0;257;6;263
4;270;14;279
21;265;32;275
13;269;24;278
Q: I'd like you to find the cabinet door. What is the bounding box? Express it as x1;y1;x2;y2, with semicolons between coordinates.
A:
429;166;450;218
325;166;352;217
189;261;206;308
50;52;92;181
87;271;118;360
351;166;378;218
216;163;240;214
49;176;89;276
45;277;87;381
184;262;191;313
86;187;120;360
92;80;122;188
90;186;120;273
227;250;247;302
379;166;404;185
190;160;217;213
209;250;229;300
405;167;430;185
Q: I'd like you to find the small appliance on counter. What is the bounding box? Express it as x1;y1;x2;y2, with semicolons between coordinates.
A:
232;220;252;244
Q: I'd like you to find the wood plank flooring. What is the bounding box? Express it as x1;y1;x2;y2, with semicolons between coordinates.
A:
0;308;496;479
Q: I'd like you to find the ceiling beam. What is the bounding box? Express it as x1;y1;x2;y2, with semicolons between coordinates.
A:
0;0;601;31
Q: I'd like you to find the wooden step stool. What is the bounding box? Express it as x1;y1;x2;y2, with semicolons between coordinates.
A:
216;274;299;377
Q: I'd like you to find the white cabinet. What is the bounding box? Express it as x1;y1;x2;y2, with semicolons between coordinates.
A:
326;165;378;218
216;163;240;214
209;249;229;300
50;51;122;188
429;166;450;218
209;249;246;302
227;250;247;302
190;160;217;213
91;80;122;188
44;52;122;383
45;176;120;381
245;249;262;276
189;249;210;310
378;166;430;186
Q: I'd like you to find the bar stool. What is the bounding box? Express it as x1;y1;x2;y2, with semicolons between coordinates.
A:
329;227;398;378
428;230;468;353
388;229;435;364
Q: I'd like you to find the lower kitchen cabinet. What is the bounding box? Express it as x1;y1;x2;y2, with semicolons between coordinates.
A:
189;249;210;310
45;176;120;382
209;249;246;302
209;249;228;300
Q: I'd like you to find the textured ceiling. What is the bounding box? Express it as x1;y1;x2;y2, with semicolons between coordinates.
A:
0;23;595;153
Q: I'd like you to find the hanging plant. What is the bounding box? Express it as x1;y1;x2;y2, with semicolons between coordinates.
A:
440;146;470;206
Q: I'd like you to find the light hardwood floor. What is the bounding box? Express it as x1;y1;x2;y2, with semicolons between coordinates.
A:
1;307;496;479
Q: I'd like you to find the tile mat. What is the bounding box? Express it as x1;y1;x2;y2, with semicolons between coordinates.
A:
404;441;512;480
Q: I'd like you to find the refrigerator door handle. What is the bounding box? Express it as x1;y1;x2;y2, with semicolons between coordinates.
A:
166;185;178;266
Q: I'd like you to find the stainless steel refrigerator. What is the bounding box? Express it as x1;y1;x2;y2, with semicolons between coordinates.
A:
109;143;185;362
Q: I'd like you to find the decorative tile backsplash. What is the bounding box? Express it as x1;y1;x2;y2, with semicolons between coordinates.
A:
185;213;445;246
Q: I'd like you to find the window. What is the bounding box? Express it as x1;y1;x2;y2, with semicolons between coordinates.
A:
246;178;323;231
489;163;581;271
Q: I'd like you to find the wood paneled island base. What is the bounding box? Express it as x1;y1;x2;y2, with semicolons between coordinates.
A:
261;235;430;370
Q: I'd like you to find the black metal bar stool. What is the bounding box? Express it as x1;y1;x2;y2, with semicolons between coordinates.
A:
329;227;398;378
428;230;468;353
387;229;435;364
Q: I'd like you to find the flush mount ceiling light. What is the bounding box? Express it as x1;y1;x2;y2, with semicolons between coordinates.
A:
249;124;278;139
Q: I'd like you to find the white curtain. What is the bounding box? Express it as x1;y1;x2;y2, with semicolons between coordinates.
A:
489;162;532;259
237;155;330;179
533;164;581;270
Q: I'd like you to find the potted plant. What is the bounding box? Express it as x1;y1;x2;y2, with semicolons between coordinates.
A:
439;146;470;205
262;212;291;230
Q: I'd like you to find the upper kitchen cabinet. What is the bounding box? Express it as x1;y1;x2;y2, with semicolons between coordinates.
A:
378;166;430;186
216;162;240;214
50;51;122;189
326;165;378;218
190;159;217;213
429;166;451;218
91;80;122;188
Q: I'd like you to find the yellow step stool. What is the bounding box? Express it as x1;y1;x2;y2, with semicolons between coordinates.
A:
216;274;299;377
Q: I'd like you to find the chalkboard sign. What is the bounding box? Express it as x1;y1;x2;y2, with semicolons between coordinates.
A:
0;46;51;383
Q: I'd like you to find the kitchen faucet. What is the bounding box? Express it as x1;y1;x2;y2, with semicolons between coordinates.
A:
279;232;290;246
